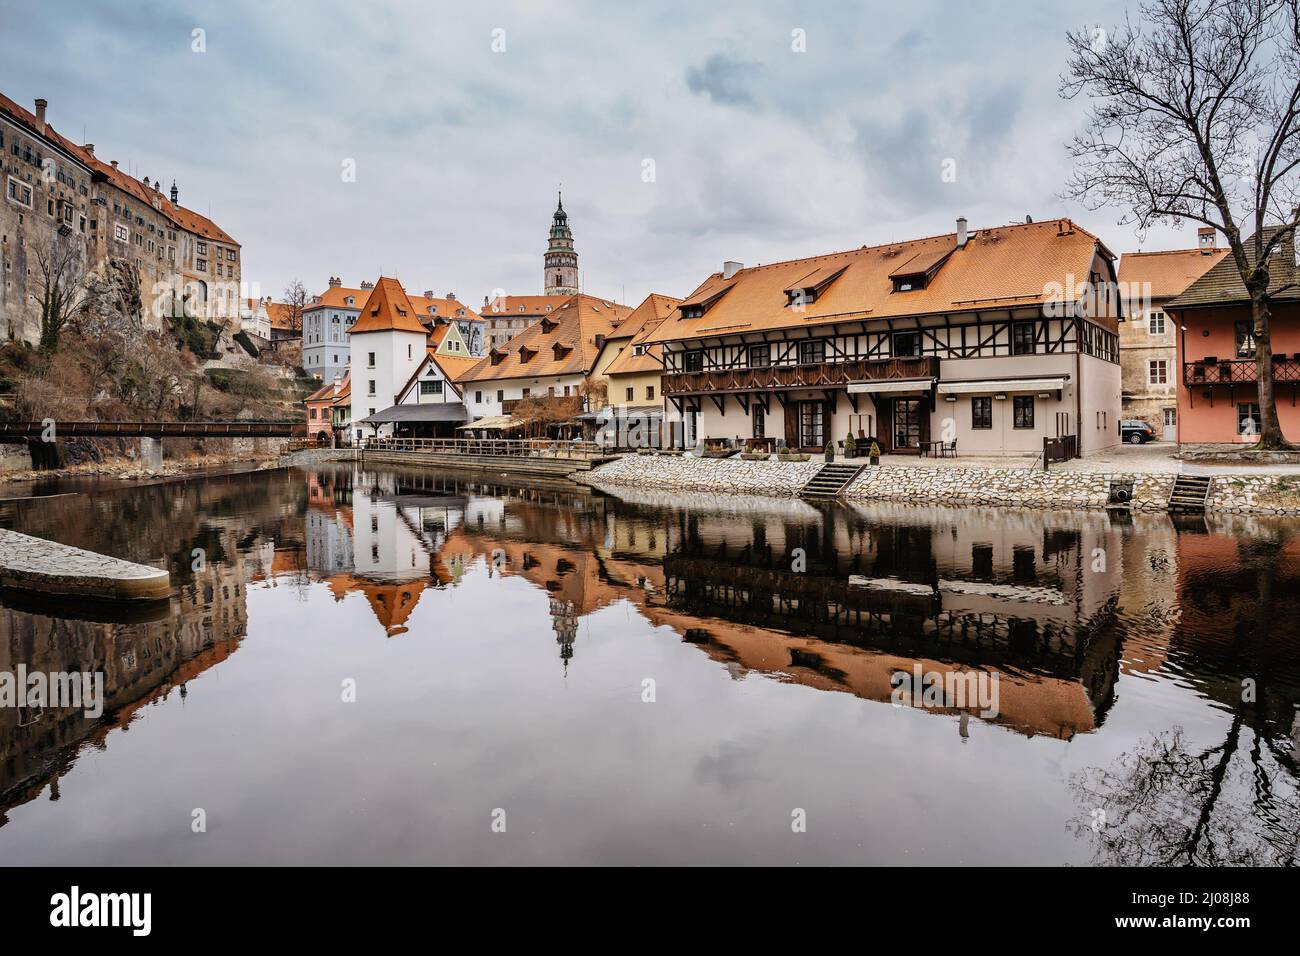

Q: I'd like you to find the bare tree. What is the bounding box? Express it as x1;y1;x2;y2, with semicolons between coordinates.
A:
32;233;90;355
282;278;308;336
1062;0;1300;447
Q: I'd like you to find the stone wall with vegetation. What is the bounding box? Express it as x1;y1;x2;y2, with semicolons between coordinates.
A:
1208;475;1300;515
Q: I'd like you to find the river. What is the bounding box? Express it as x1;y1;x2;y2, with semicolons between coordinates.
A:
0;463;1297;865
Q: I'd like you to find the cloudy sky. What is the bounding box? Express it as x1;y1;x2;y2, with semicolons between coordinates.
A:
2;0;1198;308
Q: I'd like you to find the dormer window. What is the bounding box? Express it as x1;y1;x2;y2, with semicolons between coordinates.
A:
519;346;536;363
892;276;924;293
345;297;355;305
489;349;505;366
540;318;557;334
545;305;553;312
783;265;846;308
428;305;437;315
553;342;572;360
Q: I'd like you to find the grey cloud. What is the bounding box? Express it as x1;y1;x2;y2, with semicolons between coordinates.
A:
686;53;763;109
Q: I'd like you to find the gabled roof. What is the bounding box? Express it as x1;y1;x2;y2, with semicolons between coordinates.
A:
604;294;684;376
457;293;632;383
1118;247;1229;301
349;277;428;335
1167;227;1300;309
645;218;1115;344
410;294;482;323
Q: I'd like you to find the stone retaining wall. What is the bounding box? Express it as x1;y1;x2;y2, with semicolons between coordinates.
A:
580;453;820;496
844;465;1175;512
1207;475;1300;515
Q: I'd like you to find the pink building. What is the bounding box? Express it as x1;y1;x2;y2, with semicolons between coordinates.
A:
1168;228;1300;446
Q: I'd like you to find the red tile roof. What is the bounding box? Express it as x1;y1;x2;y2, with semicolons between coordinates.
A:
1118;247;1228;301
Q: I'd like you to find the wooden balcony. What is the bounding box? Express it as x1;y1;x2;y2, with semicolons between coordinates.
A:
662;356;940;396
1183;357;1300;386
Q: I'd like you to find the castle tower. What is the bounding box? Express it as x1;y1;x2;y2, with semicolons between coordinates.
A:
544;192;578;295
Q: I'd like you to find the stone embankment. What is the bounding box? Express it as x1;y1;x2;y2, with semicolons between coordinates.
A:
580;454;1300;515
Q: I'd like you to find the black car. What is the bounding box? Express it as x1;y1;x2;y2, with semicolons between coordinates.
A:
1120;419;1158;444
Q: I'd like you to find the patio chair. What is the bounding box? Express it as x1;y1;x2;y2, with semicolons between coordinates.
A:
941;439;957;458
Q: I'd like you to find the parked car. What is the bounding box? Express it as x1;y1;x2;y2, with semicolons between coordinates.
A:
1120;419;1158;444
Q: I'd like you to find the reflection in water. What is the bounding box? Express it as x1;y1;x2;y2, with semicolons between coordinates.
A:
0;464;1297;864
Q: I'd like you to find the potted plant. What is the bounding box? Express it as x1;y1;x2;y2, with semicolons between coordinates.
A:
869;441;881;466
844;433;856;459
824;441;835;463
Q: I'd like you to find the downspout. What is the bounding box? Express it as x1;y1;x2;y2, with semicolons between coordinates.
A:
1074;304;1083;453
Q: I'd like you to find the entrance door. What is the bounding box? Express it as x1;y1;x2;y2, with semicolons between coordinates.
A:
1162;407;1176;442
752;404;765;439
893;398;924;451
798;400;826;450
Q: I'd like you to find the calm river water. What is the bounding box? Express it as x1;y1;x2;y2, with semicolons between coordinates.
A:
1;463;1297;865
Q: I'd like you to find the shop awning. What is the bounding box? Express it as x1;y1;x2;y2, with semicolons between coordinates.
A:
360;403;469;425
847;378;935;394
936;376;1068;395
458;414;523;431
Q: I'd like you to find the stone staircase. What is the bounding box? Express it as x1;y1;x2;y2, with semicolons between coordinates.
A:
1168;473;1212;513
799;462;864;498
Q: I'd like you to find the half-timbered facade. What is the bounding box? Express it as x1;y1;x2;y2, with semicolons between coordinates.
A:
646;218;1123;456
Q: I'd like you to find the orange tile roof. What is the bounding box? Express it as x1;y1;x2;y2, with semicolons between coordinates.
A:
1118;247;1229;301
307;286;369;310
645;218;1116;344
481;294;572;317
1168;227;1300;308
457;293;633;383
603;293;683;376
410;294;482;323
348;277;428;335
430;352;481;381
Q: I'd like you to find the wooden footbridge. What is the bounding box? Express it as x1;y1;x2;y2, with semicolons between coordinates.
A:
0;420;305;438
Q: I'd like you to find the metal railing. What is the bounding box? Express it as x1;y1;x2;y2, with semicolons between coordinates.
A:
1184;357;1300;385
360;437;602;458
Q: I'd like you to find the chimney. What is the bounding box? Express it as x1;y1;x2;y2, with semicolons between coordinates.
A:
111;160;119;170
423;290;434;299
328;276;342;288
143;177;151;189
722;261;743;280
34;99;47;136
446;292;456;300
83;144;94;156
956;217;969;249
1025;215;1033;224
170;180;178;205
360;280;374;290
1198;227;1217;253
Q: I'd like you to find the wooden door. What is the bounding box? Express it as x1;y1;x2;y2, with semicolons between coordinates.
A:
876;399;893;452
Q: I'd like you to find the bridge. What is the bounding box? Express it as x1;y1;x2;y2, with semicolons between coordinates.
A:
0;420;305;470
0;421;305;438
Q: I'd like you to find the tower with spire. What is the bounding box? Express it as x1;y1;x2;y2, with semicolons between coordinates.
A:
543;192;578;295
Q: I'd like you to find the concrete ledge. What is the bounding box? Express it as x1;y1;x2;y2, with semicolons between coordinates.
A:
0;528;170;601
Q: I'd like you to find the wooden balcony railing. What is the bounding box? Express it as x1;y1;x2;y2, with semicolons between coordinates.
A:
1184;357;1300;386
360;436;601;458
662;356;940;396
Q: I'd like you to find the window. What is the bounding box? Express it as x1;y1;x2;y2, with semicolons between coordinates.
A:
420;380;443;396
798;340;825;365
115;223;129;242
1013;395;1034;428
1148;311;1167;335
893;331;921;357
749;344;770;367
197;241;207;255
1149;359;1168;384
196;258;207;272
497;390;504;403
752;404;765;438
310;408;317;420
6;177;32;208
475;391;483;404
367;352;376;368
972;396;992;429
626;387;634;401
367;380;376;396
1235;320;1257;358
1238;402;1261;437
682;350;704;372
1012;322;1035;355
646;385;655;400
521;388;530;398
